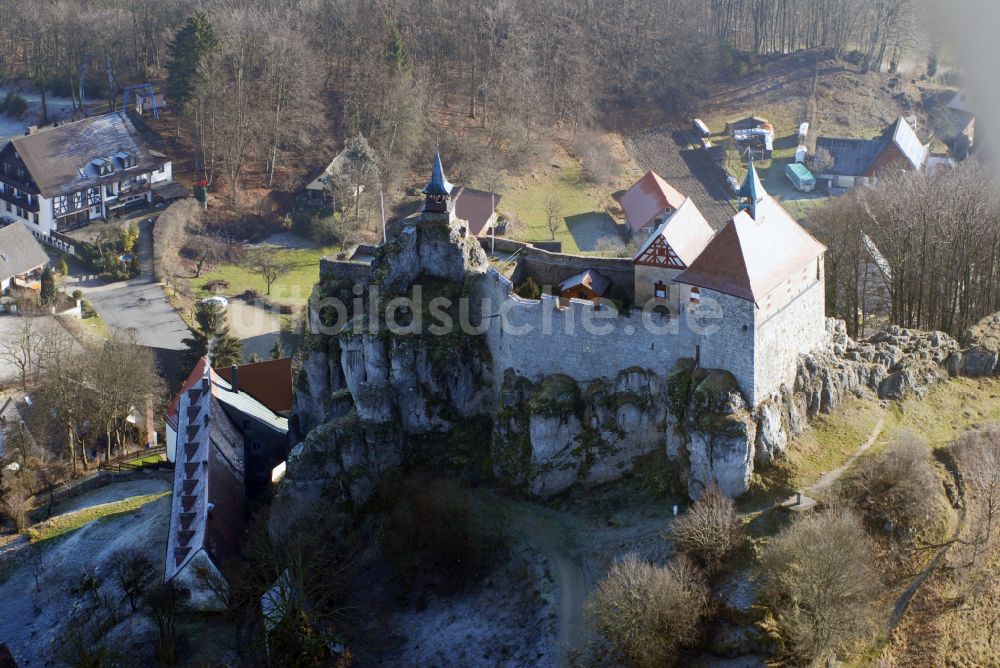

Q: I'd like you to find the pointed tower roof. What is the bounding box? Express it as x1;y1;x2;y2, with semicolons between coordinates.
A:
423;152;453;196
675;197;826;302
737;157;764;219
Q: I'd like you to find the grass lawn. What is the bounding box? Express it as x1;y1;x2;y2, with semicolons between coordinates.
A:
500;153;625;254
28;491;169;543
195;245;337;306
741;396;885;511
744;376;1000;513
883;376;1000;449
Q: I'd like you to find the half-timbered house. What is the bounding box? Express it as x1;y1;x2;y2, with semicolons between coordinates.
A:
0;112;180;241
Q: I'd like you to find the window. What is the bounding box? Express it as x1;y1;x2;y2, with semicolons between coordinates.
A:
654;281;667;299
31;213;37;225
251;441;263;453
689;287;701;304
816;258;821;281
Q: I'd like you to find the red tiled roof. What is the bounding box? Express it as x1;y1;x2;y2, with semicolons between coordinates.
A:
216;358;293;414
167;357;293;430
675;195;826;302
620;171;686;232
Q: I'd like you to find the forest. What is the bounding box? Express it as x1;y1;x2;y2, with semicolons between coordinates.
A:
0;0;931;206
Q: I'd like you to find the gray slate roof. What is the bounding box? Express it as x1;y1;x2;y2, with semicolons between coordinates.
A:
815;117;926;177
0;223;48;281
9;112;167;198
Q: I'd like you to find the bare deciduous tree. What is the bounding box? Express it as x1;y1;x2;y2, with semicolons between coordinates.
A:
759;508;880;663
245;248;291;297
586;554;708;667
543;193;563;241
669;484;745;571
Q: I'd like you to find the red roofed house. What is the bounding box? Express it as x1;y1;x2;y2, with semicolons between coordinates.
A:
620;170;686;238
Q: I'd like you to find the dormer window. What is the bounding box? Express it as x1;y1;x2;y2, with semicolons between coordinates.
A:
91;157;112;176
115;150;136;169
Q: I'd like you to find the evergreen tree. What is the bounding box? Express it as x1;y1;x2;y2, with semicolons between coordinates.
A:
385;21;409;74
181;301;242;372
39;266;55;304
270;337;285;360
165;13;217;116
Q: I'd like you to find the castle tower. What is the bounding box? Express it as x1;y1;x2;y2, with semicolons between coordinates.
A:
737;156;764;220
421;152;455;222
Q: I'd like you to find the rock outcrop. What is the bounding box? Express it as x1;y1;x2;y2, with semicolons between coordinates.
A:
282;195;1000;514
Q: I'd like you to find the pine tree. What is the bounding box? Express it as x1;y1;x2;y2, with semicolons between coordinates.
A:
165;13;217;117
385;21;409;74
270;337;285;360
39;266;55;304
181;301;243;372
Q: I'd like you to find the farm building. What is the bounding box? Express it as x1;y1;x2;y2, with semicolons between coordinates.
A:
784;162;816;192
813;116;927;190
619;170;686;238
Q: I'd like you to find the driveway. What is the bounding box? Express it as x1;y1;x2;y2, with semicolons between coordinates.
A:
63;218;190;377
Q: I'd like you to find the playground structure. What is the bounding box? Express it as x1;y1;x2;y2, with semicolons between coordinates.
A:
122;83;160;120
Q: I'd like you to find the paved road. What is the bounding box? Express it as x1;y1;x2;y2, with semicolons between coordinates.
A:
64;218;189;376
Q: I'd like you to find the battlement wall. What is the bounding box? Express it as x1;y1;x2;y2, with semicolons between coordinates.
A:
477;269;759;396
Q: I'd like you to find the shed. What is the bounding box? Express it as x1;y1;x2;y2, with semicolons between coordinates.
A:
784;163;816;192
798;123;809;142
558;269;611;301
692;118;711;138
795;145;808;163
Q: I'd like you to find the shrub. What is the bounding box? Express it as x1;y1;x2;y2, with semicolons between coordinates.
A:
573;132;622;185
514;277;542;300
110;548;154;611
380;475;507;592
0;482;31;532
587;554;708;667
669;484;745;572
841;432;940;537
594;235;628;257
71;289;83;300
0;92;27;118
241;288;262;301
204;279;230;293
759;508;880;663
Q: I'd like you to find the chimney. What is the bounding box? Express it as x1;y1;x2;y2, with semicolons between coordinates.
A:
230;365;239;393
25;126;37;136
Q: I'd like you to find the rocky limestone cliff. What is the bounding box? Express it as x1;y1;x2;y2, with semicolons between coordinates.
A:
280;199;1000;515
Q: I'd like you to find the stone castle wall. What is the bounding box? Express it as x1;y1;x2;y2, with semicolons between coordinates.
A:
476;269;763;401
754;277;828;403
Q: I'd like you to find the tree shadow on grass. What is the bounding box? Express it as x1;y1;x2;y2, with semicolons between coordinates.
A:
564;212;623;252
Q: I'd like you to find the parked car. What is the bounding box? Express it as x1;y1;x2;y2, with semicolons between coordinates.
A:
201;295;229;310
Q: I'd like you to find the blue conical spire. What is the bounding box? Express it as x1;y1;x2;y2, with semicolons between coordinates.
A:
738;155;764;219
422;152;453;196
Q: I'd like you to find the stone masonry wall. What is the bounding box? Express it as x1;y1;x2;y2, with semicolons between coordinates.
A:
476;268;702;389
754;278;828;403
